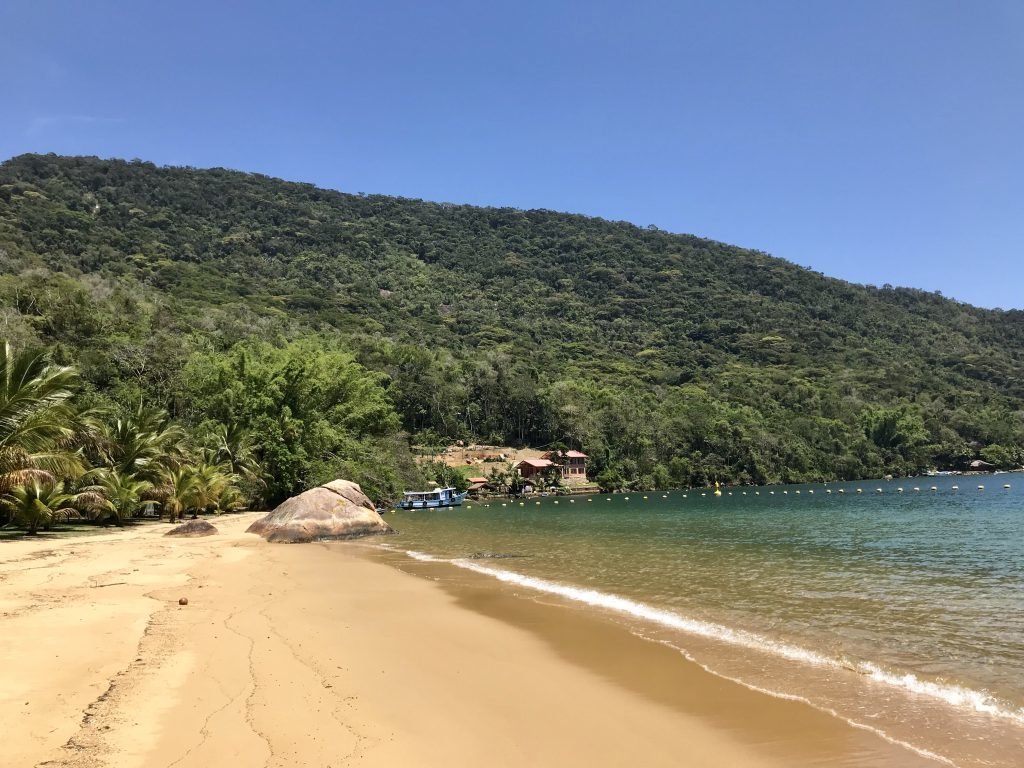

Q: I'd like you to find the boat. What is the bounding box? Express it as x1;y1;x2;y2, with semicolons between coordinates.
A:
396;486;467;510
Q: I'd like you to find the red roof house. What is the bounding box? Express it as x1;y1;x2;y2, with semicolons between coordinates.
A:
542;450;589;485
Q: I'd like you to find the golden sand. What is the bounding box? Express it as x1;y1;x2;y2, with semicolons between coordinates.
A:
1;514;935;767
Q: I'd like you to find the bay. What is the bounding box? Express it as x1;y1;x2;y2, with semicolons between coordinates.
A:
382;475;1024;767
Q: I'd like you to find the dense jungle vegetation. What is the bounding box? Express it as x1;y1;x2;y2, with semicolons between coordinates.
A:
1;153;1023;521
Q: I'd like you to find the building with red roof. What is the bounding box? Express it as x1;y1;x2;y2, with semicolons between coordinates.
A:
514;451;589;486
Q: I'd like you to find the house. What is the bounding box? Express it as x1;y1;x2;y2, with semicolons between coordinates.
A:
543;450;589;485
515;458;555;483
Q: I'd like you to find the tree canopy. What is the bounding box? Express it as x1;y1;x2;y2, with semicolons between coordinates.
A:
1;152;1023;493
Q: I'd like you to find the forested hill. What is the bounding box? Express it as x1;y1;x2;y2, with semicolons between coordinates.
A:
2;152;1023;493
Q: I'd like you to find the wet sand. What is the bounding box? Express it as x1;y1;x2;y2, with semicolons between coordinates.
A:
0;514;939;767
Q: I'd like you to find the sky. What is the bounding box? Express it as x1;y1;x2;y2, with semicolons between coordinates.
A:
1;0;1022;309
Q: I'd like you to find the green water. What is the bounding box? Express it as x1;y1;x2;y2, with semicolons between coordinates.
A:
381;476;1024;767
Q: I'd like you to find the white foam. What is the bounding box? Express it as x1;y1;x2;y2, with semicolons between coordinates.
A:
406;550;1024;728
404;549;440;562
451;556;836;665
861;663;1024;724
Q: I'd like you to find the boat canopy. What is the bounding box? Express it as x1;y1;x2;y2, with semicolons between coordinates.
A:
401;486;456;501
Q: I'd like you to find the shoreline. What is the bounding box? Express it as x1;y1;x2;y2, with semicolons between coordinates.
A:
2;515;942;767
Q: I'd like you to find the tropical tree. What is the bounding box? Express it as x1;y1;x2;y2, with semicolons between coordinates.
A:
214;483;247;514
94;403;187;483
486;466;514;494
422;460;469;492
207;422;265;502
187;459;239;516
154;465;198;523
0;342;83;495
86;468;153;525
0;478;78;535
180;340;402;504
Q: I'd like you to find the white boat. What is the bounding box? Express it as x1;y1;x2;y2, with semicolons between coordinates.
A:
396;487;467;510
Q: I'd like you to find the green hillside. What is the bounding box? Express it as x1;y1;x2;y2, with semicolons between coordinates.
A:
2;153;1023;494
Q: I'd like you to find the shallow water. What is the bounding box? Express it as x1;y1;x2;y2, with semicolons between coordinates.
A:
382;475;1024;767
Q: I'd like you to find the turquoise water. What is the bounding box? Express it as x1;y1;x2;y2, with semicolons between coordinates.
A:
382;476;1024;767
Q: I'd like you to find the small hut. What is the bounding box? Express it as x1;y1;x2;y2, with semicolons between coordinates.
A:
466;476;489;498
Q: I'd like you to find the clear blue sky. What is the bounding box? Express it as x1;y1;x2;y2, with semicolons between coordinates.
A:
2;1;1022;308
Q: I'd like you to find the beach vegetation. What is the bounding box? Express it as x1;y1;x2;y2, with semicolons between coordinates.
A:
0;340;257;533
85;468;151;525
0;342;83;495
1;478;81;535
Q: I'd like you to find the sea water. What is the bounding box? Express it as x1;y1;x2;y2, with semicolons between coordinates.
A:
383;476;1024;767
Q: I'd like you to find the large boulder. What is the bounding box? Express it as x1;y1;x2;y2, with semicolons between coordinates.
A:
246;479;394;543
165;519;219;537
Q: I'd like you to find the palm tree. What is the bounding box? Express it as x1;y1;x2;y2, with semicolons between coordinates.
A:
214;483;247;514
487;466;513;495
96;403;187;483
187;459;237;517
210;423;258;476
208;422;266;504
0;479;79;535
0;343;84;523
84;468;153;525
154;465;198;523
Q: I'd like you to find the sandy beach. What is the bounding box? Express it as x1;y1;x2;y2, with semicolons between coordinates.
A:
1;513;939;768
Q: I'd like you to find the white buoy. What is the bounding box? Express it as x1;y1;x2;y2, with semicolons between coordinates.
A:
952;485;959;491
553;500;559;504
1003;484;1011;489
570;499;575;503
876;488;883;493
808;490;814;494
683;494;687;498
588;499;592;502
643;496;648;500
502;503;507;507
930;486;937;491
897;488;904;493
769;491;775;495
662;495;668;498
838;489;845;493
536;501;541;505
856;489;863;493
913;487;920;492
784;490;789;495
826;489;832;494
755;491;760;495
978;485;985;491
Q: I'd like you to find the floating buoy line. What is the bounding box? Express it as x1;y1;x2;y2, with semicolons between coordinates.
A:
447;479;1012;511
